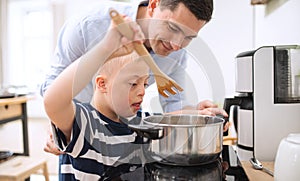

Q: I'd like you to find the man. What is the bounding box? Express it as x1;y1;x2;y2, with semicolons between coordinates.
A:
41;0;228;168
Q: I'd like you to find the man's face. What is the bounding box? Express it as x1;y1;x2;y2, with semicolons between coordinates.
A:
147;3;206;56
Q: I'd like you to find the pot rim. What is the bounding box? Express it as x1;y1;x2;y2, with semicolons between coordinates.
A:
143;114;224;127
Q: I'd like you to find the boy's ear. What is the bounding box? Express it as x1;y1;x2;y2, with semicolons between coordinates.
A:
95;75;107;93
148;0;160;16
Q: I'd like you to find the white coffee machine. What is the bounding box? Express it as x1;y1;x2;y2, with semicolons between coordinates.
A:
226;45;300;161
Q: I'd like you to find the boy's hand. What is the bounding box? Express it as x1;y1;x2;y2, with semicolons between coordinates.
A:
105;16;145;59
44;128;64;156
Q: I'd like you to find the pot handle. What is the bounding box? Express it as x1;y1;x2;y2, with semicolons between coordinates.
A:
222;97;242;136
216;114;226;135
128;123;164;140
229;105;239;133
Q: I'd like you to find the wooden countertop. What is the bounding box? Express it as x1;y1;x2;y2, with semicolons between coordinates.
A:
0;95;35;106
241;161;274;180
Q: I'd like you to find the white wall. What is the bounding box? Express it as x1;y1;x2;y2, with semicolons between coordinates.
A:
0;0;8;87
187;0;300;100
200;0;254;99
255;0;300;47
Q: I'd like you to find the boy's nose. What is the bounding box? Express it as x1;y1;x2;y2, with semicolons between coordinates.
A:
137;86;146;96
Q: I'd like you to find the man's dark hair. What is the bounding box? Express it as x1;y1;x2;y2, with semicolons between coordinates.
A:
159;0;213;22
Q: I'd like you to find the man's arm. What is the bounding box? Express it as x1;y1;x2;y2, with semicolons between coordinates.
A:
40;18;87;98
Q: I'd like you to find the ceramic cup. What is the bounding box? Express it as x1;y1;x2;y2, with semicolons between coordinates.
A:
274;133;300;181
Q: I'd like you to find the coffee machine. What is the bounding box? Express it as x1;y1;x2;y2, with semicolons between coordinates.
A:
225;45;300;161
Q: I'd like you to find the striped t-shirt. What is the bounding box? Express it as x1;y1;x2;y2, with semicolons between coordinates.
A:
53;101;146;180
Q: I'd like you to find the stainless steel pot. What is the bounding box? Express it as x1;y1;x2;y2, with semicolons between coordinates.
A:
129;114;224;166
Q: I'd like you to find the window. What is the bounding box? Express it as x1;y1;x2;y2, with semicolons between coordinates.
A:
1;0;54;117
4;0;53;91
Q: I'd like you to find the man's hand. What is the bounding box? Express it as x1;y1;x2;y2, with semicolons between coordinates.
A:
195;100;227;116
196;100;230;132
196;100;218;110
182;100;228;117
172;100;229;132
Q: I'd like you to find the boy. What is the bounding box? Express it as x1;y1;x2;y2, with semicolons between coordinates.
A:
43;20;148;180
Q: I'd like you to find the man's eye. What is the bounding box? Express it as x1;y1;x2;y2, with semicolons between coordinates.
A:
144;83;149;88
168;23;179;33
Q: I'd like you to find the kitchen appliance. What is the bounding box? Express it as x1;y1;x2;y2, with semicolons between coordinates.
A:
274;133;300;181
144;159;223;180
128;114;224;166
106;145;249;180
225;45;300;161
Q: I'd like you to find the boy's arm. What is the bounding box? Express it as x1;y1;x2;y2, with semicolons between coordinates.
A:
43;41;112;140
43;19;144;141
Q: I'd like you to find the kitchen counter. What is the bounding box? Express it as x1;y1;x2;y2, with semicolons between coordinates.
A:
241;161;274;180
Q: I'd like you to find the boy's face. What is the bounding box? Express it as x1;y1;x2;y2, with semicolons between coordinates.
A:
147;3;206;56
108;60;149;118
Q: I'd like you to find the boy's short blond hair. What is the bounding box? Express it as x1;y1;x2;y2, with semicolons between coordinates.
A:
98;51;140;76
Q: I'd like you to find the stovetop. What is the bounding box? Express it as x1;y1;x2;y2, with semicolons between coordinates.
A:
105;145;249;181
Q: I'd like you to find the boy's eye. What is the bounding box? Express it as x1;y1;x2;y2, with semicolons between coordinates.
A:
129;83;137;86
185;36;193;41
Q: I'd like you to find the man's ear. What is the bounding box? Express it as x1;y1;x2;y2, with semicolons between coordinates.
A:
95;75;107;93
147;0;160;16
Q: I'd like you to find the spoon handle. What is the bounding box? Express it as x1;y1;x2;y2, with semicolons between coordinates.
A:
262;167;274;177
